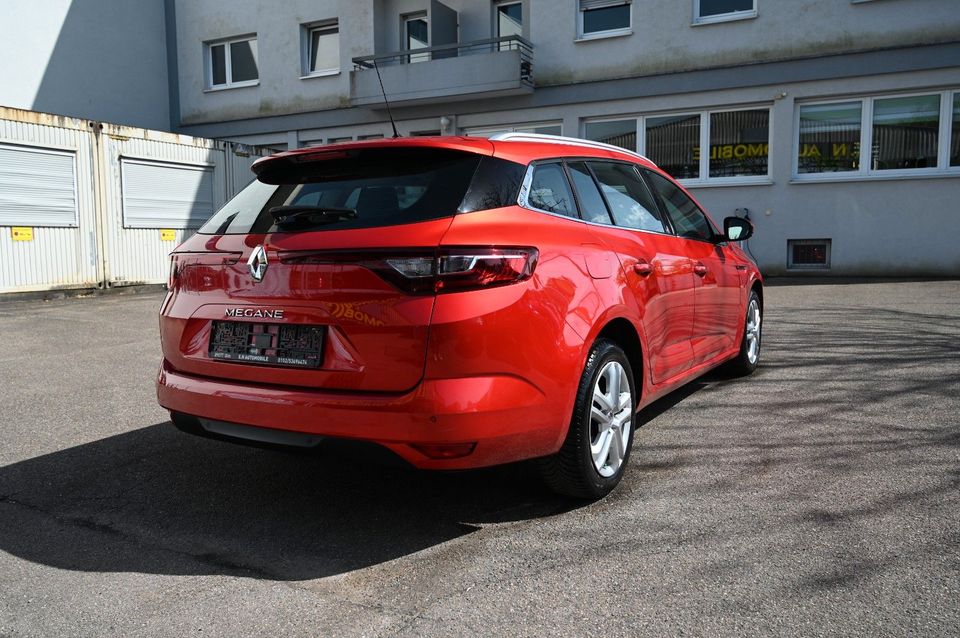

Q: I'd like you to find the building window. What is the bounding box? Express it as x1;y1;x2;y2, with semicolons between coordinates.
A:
952;93;960;167
577;0;632;40
709;109;770;177
464;123;562;137
585;107;770;184
694;0;757;24
794;90;959;179
302;20;339;77
207;36;258;89
872;94;940;170
645;114;700;180
584;119;637;153
787;239;831;270
496;1;523;43
404;13;430;63
797;102;862;174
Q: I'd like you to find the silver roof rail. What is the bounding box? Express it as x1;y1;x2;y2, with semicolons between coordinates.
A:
488;132;653;164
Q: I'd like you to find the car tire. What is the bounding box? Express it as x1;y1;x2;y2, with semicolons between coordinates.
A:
539;338;636;500
724;289;762;376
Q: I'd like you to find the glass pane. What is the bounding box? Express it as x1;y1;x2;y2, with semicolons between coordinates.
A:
797;102;862;174
567;162;611;225
646;114;700;179
872;94;940;170
406;17;429;63
528;163;576;217
497;3;523;38
584;119;636;152
531;125;562;136
709;109;769;177
582;4;630;34
210;44;226;85
589;162;666;233
698;0;754;17
646;171;714;241
952;94;960;167
229;39;259;82
310;26;339;73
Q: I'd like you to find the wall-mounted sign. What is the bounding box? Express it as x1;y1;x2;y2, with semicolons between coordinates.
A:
11;227;33;241
160;229;177;241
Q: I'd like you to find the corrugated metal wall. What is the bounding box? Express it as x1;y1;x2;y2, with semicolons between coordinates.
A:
0;108;267;294
0;110;100;293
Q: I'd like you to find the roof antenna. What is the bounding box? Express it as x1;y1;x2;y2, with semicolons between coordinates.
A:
373;59;400;138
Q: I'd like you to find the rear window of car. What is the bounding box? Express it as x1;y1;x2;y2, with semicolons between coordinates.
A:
198;147;523;235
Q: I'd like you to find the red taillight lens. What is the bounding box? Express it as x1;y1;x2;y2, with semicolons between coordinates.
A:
382;247;538;294
409;442;477;459
279;247;539;295
167;252;241;290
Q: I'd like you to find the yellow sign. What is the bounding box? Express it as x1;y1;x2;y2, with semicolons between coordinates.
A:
11;227;33;241
160;229;177;241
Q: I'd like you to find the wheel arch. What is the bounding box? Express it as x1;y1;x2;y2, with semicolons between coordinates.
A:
595;317;645;402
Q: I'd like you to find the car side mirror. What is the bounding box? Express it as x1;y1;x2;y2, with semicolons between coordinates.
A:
723;216;753;242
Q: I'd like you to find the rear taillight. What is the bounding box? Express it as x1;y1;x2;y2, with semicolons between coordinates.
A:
167;252;242;290
279;247;539;295
381;247;538;294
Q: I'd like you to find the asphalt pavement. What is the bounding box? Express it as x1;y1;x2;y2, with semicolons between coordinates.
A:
0;281;957;636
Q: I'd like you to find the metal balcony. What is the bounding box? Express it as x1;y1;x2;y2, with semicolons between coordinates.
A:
350;36;534;108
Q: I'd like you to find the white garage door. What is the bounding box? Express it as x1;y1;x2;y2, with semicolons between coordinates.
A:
121;158;215;229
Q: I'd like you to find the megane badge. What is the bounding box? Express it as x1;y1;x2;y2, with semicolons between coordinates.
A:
248;245;268;282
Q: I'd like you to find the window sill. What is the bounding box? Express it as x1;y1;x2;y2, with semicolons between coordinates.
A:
790;170;960;184
692;10;758;26
679;177;773;188
204;81;259;93
575;28;633;43
300;70;340;80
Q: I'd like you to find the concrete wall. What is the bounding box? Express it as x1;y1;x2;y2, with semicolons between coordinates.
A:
175;0;376;125
530;0;959;86
0;0;171;131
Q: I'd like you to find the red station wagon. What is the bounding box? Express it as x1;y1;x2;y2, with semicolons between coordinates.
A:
157;133;763;499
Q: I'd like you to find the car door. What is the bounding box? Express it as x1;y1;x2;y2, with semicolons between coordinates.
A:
644;170;742;364
566;160;696;385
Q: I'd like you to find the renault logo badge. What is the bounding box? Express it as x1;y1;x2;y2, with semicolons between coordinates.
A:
247;245;268;282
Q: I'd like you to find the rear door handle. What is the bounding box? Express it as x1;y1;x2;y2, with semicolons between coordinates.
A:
693;262;708;277
633;259;653;277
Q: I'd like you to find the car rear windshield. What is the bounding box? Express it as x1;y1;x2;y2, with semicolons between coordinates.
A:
198;147;524;234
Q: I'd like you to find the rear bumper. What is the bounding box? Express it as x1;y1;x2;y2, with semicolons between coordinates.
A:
156;360;562;469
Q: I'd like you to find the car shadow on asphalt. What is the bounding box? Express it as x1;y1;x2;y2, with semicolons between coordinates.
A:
0;420;592;580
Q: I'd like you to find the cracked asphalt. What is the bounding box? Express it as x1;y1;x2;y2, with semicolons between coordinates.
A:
0;280;958;637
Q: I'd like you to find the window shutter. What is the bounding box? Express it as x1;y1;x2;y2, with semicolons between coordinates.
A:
0;144;78;227
121;159;215;229
579;0;631;10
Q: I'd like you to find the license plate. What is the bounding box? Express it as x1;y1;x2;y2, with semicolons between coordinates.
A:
208;321;325;369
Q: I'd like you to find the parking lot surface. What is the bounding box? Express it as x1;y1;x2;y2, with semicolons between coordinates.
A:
0;280;958;636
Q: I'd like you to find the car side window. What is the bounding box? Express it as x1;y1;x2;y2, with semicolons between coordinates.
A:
566;162;612;225
645;170;715;241
587;161;667;233
526;163;577;217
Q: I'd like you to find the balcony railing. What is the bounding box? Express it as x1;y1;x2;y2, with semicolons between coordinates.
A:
352;35;533;83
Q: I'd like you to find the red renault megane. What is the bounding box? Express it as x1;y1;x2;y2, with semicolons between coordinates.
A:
157;133;762;499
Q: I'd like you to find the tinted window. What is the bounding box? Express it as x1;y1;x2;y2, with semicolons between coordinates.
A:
459;156;526;213
645;170;715;241
588;162;667;233
567;162;611;225
199;148;486;234
526;163;577;217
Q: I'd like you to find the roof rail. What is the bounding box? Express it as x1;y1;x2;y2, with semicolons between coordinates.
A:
488;132;653;164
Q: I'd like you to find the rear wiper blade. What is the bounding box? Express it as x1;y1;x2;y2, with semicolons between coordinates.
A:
269;205;358;223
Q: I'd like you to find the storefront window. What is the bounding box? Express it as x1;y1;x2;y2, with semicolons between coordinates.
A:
584;119;636;152
797;102;862;173
951;93;960;167
871;94;940;170
645;114;700;180
708;109;770;177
